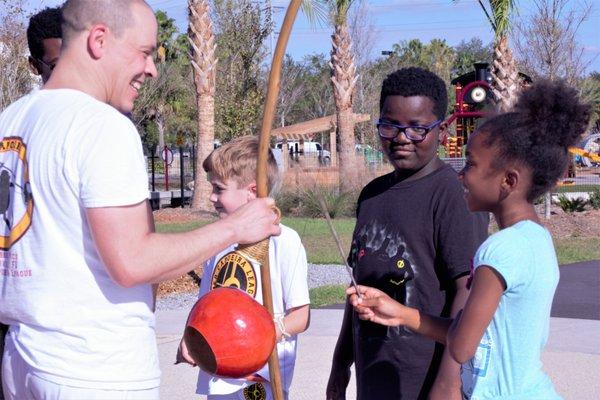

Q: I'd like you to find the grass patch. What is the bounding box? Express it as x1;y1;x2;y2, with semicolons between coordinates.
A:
554;184;599;193
283;217;355;264
310;284;347;308
155;219;599;308
555;238;600;265
156;217;356;265
156;218;600;266
156;220;206;233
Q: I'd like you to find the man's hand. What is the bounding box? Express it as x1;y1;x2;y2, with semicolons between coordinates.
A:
224;198;281;245
326;365;351;400
175;338;196;366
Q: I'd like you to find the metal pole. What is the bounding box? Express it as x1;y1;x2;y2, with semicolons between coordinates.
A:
151;148;156;191
180;146;185;208
164;146;169;192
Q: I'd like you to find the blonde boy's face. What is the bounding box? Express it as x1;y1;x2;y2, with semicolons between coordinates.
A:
208;175;257;218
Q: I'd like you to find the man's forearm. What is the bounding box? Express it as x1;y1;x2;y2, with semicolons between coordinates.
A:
87;199;279;287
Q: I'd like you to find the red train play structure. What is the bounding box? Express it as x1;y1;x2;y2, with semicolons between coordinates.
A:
442;62;532;158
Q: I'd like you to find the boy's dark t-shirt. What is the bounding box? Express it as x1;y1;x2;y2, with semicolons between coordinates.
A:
349;164;488;400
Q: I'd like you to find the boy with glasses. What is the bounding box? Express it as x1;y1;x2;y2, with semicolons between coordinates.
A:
327;67;488;400
27;7;62;84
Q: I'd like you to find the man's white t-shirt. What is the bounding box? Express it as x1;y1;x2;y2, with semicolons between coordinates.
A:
196;224;310;396
0;89;159;389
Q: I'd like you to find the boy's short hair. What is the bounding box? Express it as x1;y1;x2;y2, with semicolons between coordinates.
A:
380;67;448;120
203;135;280;194
27;7;63;59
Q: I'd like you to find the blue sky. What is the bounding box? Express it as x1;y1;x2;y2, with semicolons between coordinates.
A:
27;0;599;73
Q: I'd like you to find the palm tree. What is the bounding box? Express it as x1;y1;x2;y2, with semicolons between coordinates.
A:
188;0;217;210
475;0;520;111
328;0;359;191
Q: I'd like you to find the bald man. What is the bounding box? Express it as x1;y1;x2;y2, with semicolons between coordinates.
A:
0;1;280;399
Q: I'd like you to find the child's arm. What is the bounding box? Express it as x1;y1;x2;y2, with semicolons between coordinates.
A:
429;275;470;400
275;304;310;341
176;337;197;366
445;265;504;363
347;285;451;343
347;265;504;363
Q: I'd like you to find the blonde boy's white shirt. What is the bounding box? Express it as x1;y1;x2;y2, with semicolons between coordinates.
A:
196;224;310;396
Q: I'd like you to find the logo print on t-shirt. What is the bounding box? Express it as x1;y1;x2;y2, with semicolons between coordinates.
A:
243;382;267;400
0;137;33;250
211;251;257;297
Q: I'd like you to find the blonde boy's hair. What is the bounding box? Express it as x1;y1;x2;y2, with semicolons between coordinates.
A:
203;135;281;194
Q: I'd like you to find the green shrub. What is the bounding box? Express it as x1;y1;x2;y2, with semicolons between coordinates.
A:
300;186;357;218
589;188;600;210
276;186;358;218
557;195;587;213
275;190;304;217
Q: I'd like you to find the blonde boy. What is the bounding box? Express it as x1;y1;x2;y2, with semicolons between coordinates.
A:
179;136;310;400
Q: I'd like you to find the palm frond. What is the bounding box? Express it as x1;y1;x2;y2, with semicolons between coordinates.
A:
333;0;358;25
300;0;329;28
489;0;517;36
453;0;517;36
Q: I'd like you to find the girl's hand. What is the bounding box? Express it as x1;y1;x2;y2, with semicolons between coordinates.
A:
175;338;197;366
346;285;408;327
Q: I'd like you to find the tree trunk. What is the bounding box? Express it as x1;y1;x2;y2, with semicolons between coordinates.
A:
337;109;357;186
156;112;166;152
189;0;217;211
330;22;358;191
491;35;520;112
192;96;214;210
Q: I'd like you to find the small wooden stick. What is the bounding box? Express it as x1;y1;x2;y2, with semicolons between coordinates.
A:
315;196;361;298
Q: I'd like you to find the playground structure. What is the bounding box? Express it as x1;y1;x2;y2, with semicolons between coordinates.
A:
573;133;600;167
443;62;494;158
442;62;533;159
440;63;600;190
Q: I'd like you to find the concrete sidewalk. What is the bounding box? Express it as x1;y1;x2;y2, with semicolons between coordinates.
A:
156;309;600;400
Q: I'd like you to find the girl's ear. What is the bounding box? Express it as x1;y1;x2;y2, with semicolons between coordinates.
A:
502;169;520;192
247;182;258;200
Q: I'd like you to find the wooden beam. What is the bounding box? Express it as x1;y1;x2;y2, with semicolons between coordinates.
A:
273;113;370;140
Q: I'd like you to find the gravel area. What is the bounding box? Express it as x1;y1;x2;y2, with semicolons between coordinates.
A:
156;264;350;311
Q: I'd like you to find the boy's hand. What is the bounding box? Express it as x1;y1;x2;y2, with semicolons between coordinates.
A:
225;198;281;244
175;338;197;366
346;285;408;327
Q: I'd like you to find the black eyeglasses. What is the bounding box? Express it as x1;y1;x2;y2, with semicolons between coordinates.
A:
35;58;56;71
376;119;442;142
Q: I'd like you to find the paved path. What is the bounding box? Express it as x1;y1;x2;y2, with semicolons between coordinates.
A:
157;261;600;399
552;261;600;320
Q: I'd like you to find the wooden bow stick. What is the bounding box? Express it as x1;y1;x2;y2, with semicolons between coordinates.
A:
237;1;302;399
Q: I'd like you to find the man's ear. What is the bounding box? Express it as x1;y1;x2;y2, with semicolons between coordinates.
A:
247;182;258;200
28;56;42;76
87;24;110;59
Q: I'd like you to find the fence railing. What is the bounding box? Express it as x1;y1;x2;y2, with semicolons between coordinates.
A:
146;146;599;209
